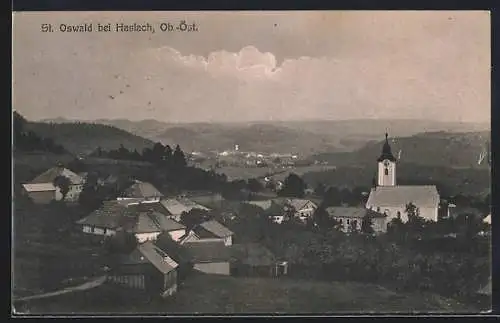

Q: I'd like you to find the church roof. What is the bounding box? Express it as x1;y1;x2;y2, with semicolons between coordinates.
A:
366;185;440;208
377;133;397;162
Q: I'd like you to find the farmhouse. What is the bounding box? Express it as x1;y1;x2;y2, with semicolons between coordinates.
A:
366;133;441;223
107;241;179;297
285;198;318;221
22;164;85;204
189;220;234;246
117;180;163;203
160;198;211;222
263;198;318;224
76;200;186;243
184;240;232;275
325;207;387;233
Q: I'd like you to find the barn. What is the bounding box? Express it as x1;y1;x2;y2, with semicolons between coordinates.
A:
107;241;179;297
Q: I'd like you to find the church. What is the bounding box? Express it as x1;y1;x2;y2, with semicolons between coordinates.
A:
365;133;441;224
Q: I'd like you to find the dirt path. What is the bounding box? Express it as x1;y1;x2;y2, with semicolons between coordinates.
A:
14;276;107;302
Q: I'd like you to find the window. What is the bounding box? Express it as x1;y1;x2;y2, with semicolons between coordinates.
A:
397;211;401;219
339;219;343;224
83;226;92;233
384;168;389;176
346;219;350;224
377;207;380;212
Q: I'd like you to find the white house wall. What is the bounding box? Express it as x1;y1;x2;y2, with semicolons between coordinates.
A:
135;232;161;243
168;229;186;242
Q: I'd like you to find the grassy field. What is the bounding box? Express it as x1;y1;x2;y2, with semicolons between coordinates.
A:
216;165;337;181
17;272;474;315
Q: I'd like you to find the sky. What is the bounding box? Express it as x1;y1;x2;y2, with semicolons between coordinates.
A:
12;11;490;123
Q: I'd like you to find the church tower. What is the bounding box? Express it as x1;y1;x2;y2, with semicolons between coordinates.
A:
377;133;396;186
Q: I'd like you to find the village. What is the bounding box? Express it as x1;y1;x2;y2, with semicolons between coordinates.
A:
13;131;492;313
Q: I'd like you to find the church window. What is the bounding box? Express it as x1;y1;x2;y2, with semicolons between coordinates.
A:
384;168;388;176
346;219;350;224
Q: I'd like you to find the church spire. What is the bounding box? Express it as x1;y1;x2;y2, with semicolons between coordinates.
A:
377;132;396;162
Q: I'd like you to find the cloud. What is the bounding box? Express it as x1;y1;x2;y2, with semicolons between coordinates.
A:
12;11;490;123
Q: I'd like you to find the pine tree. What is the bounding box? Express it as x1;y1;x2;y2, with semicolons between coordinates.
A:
172;144;187;168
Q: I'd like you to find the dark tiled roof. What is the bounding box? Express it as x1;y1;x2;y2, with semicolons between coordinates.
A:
76;201;136;229
184;240;231;263
195;220;233;238
325;207;387;219
77;201;185;233
127;202;172;217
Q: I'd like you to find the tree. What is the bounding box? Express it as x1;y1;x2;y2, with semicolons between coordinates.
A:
53;175;71;200
323;187;341;207
361;214;375;234
104;231;138;255
180;208;212;231
172;145;187;168
314;183;327;197
312;206;340;231
247;178;264;193
278;173;306;198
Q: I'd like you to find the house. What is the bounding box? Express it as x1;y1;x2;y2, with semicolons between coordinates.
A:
265;200;287;224
191;220;234;246
76;200;186;243
263;198;318;224
107;241;179;297
366;133;440;223
325;207;387;233
229;243;288;277
483;214;491;225
22;164;85;203
117;180;163;203
285;198;318;221
183;240;232;275
160;198;211;222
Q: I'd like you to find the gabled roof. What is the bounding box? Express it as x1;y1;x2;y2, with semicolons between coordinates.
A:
123;241;178;274
122;180;163;199
195;220;233;238
127;201;172;217
76;200;136;229
22;183;57;192
483;214;491;224
184;240;231;263
160;198;210;215
76;201;185;233
30;166;84;185
366;185;440;208
325;207;386;219
286;199;317;211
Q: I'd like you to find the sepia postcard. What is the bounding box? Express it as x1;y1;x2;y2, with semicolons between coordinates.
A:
12;10;491;315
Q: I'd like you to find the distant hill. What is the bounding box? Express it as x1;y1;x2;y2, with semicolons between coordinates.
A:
312;131;491;170
41;118;490;156
25;121;155;155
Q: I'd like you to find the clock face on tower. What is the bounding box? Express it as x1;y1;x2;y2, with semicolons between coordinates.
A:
383;159;390;167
